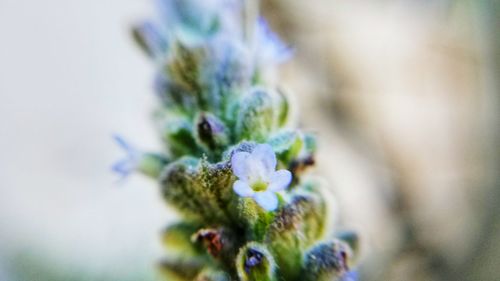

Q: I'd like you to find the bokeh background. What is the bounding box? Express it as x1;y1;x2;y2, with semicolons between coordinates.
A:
0;0;498;280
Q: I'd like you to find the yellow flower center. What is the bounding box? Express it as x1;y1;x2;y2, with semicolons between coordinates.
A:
251;180;268;192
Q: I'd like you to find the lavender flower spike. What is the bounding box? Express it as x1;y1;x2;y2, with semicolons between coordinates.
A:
231;143;292;211
126;1;361;279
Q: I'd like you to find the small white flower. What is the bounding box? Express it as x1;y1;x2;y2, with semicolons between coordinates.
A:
231;144;292;211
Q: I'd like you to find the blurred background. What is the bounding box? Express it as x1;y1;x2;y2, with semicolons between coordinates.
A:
0;0;498;280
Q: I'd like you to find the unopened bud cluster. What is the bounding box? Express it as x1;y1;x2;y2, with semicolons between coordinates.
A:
115;0;360;280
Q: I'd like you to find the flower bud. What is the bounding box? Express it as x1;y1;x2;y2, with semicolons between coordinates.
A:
131;21;166;58
300;240;353;281
195;112;229;153
335;230;360;267
236;242;277;281
154;74;196;110
160;157;233;222
191;227;239;266
165;42;208;109
265;192;326;279
235;87;275;142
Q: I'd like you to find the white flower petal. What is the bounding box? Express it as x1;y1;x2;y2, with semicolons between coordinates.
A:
245;156;267;181
253;190;278;211
233;180;254;197
268;169;292;192
231;151;250;179
251;144;276;176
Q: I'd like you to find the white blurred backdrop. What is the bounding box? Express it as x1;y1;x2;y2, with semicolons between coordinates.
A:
0;1;171;280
